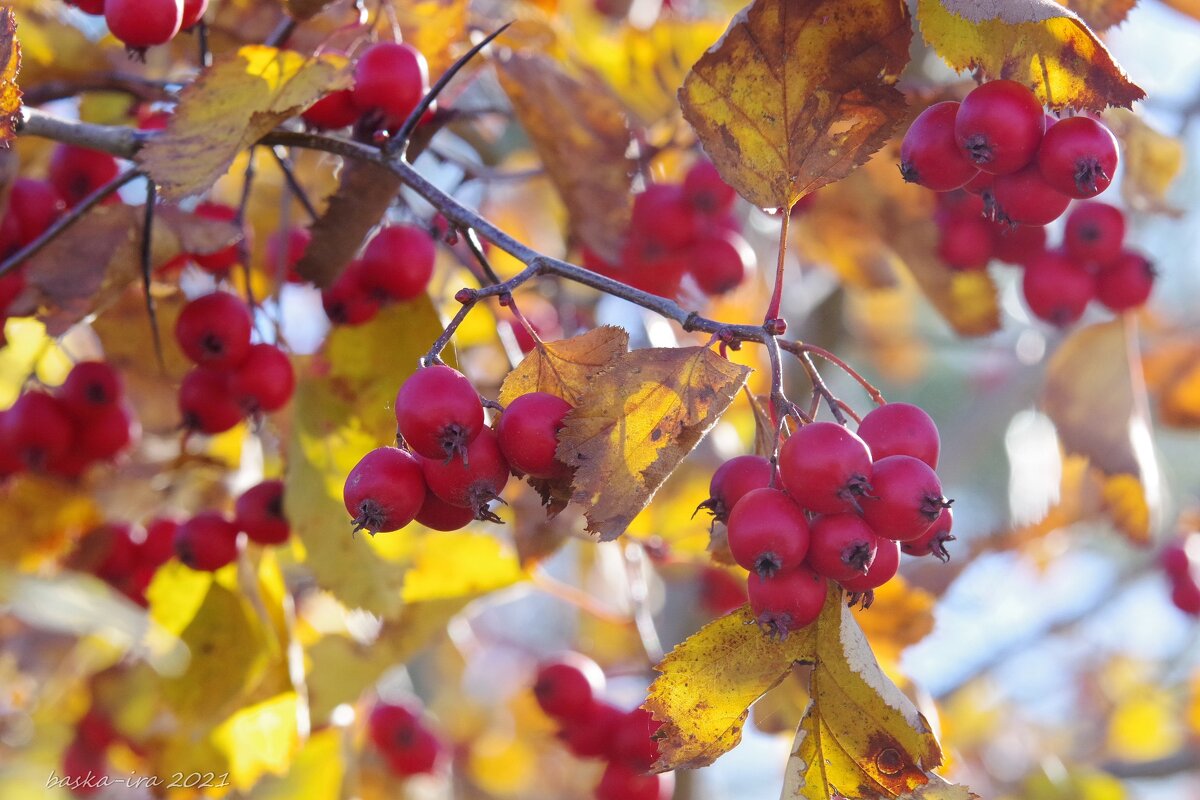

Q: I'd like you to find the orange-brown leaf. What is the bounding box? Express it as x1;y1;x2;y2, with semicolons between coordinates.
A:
679;0;912;210
498;326;629;407
0;9;21;144
1063;0;1138;31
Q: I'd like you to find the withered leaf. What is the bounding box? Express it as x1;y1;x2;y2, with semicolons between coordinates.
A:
498;326;629;407
1065;0;1138;31
0;9;21;144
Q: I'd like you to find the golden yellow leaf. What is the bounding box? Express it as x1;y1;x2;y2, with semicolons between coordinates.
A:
1062;0;1137;31
498;326;628;407
0;474;98;568
679;0;911;211
401;531;526;603
899;778;982;800
916;0;1144;111
8;2;107;88
496;53;635;263
0;10;21;144
246;728;344;800
1106;686;1183;761
557;346;750;540
1144;338;1200;427
212;693;301;789
395;0;469;79
138;46;349;198
1104;109;1186;214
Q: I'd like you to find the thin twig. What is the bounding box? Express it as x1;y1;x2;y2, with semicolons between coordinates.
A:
269;147;320;222
22;74;177;106
421;297;478;366
461;227;503;285
235;148;258;308
264;16;297;48
195;20;212;68
140;178;166;372
783;341;886;406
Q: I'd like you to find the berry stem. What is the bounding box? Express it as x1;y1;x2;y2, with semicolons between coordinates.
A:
764;208;789;326
421;297;478;367
783;342;885;406
269;146;320;222
235;146;259;310
794;349;848;425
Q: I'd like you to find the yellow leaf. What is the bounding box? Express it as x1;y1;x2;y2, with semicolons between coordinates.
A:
899;778;982;799
0;474;98;568
753;667;811;735
557;346;750;540
395;0;469;79
213;693;301;790
246;728;344;800
138;46;349;198
467;731;538;796
8;3;107;88
1106;687;1183;761
1101;473;1151;545
498;326;628;407
1104;109;1186;214
679;0;911;210
496;53;635;263
0;10;20;144
401;531;526;603
915;0;1144;111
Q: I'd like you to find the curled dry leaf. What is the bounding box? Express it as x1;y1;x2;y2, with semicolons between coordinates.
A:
916;0;1144;111
498;326;629;407
0;9;21;144
1064;0;1138;31
679;0;912;211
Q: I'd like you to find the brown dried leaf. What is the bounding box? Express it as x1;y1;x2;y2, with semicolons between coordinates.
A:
679;0;912;210
0;9;21;144
282;0;339;20
496;53;635;263
1063;0;1138;31
498;326;629;407
556;346;749;541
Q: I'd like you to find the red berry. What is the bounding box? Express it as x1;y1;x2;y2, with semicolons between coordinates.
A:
235;480;288;544
727;487;810;579
778;421;873;515
141;517;180;566
67;0;107;14
856;402;940;469
1096;250;1155;312
496;392;572;479
900;101;980;191
62;739;106;796
82;522;139;581
58;361;123;420
105;0;183;49
190;203;245;274
687;229;755;295
963;170;994;195
303;89;360;130
748;567;827;638
699;567;748;616
395;365;484;461
179;367;243;434
360;224;436;302
533;654;606;721
385;727;442;776
992;222;1047;266
1063;202;1125;267
683;159;737;215
173;511;239;571
352;43;429;127
861;455;949;543
76;403;138;461
368;702;420;751
1022;250;1095;326
174;291;253;368
954;80;1046;175
595;761;670;800
698;454;772;524
630;184;698;250
181;0;207;30
617;231;688;299
1036;116;1119;199
901;506;955;561
840;537;900;603
937;214;996;271
9;179;65;245
2;392;73;470
321;260;381;325
806;514;879;582
231;343;295;413
420;428;510;518
48;144;120;208
1170;576;1200;616
343;446;426;534
414;491;475;531
76;708;118;751
934;189;985;224
557;701;624;758
991;164;1071;226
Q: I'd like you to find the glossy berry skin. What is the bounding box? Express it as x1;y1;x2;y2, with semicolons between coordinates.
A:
955;80;1046;175
234;480;289;544
699;454;772;523
142;517;180;566
174;292;253;368
992;222;1047;266
496;392;572;479
806;514;879;582
414;491;475;531
963;170;994;196
596;761;671;800
726;488;810;578
902;506;954;561
3;392;73;469
180;0;207;29
840;537;900;600
321;261;380;325
683;160;737;215
1063;202;1125;267
343;446;426;534
105;0;183;48
991;164;1071;226
48;145;120;208
395;365;484;461
231;343;295;413
611;707;662;770
1022;250;1095;326
76;403;137;461
861;455;949;543
419;428;510;516
9;179;65;245
748;567;827;638
900;101;980;191
385;727;442;776
302;90;360;130
533;654;606;721
58;361;123;420
630;184;698;250
352;43;429;127
360;225;437;302
1036;116;1119;198
779;421;873;515
856;402;940;469
179;367;243;434
557;701;624;758
1096;251;1155;312
687;229;755;295
937;214;995;271
173;512;239;571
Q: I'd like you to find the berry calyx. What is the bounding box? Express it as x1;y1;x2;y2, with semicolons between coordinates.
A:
234;480;289;545
533;654;606;722
747;566;827;639
174;291;253;369
954;80;1046;175
173;511;239;571
395;365;485;461
2;392;73;470
48;144;120;208
696;454;772;524
682;159;736;215
806;514;880;582
1036;115;1119;198
900;101;980;191
856;402;940;469
321;260;380;325
343;446;426;534
841;537;900;607
860;455;950;543
901;506;955;561
58;361;123;420
419;428;510;520
778;421;873;515
726;487;810;579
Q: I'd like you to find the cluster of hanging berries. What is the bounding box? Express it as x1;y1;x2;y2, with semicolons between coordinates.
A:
321;224;438;326
66;0;208;54
367;700;445;778
0;361;138;480
344;365;574;533
171;480;289;572
174;291;295;435
68;518;177;607
303;41;433;138
1160;534;1200;616
703;404;954;637
583;159;756;299
533;654;672;800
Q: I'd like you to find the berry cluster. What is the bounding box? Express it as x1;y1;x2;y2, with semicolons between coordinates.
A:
1161;534;1200;616
583;159;755;299
533;653;672;800
367;700;444;778
344;366;574;533
67;0;208;54
172;480;289;572
0;360;138;480
704;404;954;637
174;291;295;434
303;42;432;137
321;224;437;325
68;518;177;606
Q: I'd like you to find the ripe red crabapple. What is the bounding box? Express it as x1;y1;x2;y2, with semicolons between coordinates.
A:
419;428;510;519
900;101;980;191
856;402;940;469
1036;115;1119;199
2;392;73;469
352;42;430;127
687;229;755;295
174;291;253;369
901;506;954;561
496;392;572;479
778;421;873;515
937;214;996;271
179;367;243;434
954;80;1046;175
861;455;950;542
697;454;772;524
726;487;810;578
173;511;239;571
990;164;1071;226
992;222;1047;266
595;761;672;800
105;0;184;50
611;706;662;770
48;144;120;208
841;538;900;606
1022;250;1096;326
1096;251;1156;312
395;365;485;461
557;701;624;758
230;343;295;414
343;446;426;533
58;361;123;420
748;566;827;638
533;653;606;721
321;260;380;325
414;491;476;531
303;90;360;130
806;514;879;582
683;159;737;214
234;480;289;545
630;184;698;249
359;224;437;302
1064;202;1125;267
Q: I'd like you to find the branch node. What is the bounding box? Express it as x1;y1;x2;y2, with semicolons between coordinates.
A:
454;287;478;304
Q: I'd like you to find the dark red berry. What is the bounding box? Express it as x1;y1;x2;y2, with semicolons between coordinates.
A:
395;365;484;461
901;506;954;561
861;455;950;543
1036;115;1119;199
937;214;996;271
352;43;429;128
630;184;698;250
496;392;572;479
962;170;995;195
420;428;510;519
360;224;437;302
954;80;1046;175
610;707;663;769
617;231;688;299
992;222;1047;266
687;229;755;295
76;403;137;461
991;164;1071;226
76;708;118;752
58;361;123;420
683;159;736;215
105;0;183;48
806;514;879;582
414;491;475;531
190;203;245;274
67;0;106;14
900;101;980;191
1096;251;1155;312
1160;537;1194;580
48;145;120;208
9;179;65;245
141;517;180;566
1022;250;1095;326
62;739;106;796
748;566;827;638
2;392;73;469
856;402;940;469
840;537;900;604
1063;202;1125;267
727;487;810;579
179;367;243;434
343;446;426;534
533;654;606;721
385;727;442;776
303;90;360;130
181;0;207;30
231;343;295;413
368;702;419;751
595;761;670;800
173;512;240;571
321;260;380;325
235;480;289;544
174;291;253;368
1170;575;1200;616
778;421;873;515
557;701;623;758
697;454;772;524
934;189;985;224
